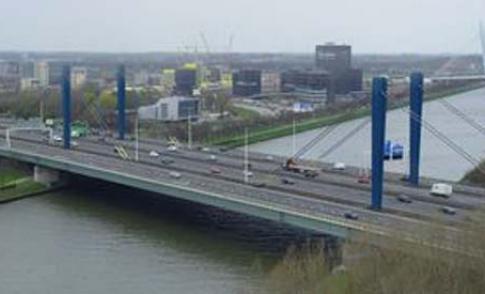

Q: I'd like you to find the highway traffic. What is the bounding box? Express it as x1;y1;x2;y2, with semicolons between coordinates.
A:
2;131;484;237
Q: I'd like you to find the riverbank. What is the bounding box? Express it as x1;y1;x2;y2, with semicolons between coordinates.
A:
0;168;56;204
210;82;485;149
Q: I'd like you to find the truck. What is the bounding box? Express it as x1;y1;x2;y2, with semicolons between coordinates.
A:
283;158;319;178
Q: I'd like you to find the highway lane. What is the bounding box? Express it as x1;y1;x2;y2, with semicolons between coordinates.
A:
87;137;485;211
3;136;477;254
2;138;446;238
4;133;473;224
74;138;470;222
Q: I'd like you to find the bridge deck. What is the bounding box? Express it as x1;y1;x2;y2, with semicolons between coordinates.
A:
0;134;483;246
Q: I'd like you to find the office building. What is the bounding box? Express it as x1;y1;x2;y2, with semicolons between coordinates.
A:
262;71;280;93
232;69;262;97
20;78;40;90
281;70;330;93
315;44;352;75
138;96;200;122
34;61;49;87
315;44;363;95
71;67;88;89
175;69;197;96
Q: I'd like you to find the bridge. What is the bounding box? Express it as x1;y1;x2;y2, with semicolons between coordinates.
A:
0;66;484;252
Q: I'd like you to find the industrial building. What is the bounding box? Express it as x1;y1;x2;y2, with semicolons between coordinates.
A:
174;69;197;96
315;44;363;95
232;69;262;97
137;96;200;122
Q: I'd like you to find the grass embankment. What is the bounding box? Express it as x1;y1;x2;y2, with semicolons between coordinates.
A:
211;83;485;149
262;210;485;294
0;169;48;203
228;105;261;121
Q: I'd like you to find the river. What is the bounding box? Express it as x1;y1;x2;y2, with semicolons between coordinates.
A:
0;181;320;294
250;87;485;181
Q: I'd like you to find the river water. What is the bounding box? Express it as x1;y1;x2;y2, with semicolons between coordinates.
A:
250;87;485;181
0;181;320;294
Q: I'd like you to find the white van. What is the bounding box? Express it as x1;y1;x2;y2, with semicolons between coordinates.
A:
333;162;346;171
430;183;453;198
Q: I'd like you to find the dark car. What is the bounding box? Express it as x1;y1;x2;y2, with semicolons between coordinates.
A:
251;182;267;188
161;158;175;165
397;194;413;204
344;211;359;220
281;178;295;185
441;206;457;216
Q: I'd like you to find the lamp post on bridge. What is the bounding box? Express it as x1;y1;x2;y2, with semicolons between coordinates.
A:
62;65;71;150
117;64;126;141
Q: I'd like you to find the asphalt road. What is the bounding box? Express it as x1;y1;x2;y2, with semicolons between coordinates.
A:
1;132;484;242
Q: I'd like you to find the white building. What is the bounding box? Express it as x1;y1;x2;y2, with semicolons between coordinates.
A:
20;78;40;90
33;61;49;88
138;96;200;122
262;71;280;93
71;67;88;89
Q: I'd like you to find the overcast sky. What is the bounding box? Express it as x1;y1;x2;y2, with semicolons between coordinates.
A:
1;0;484;54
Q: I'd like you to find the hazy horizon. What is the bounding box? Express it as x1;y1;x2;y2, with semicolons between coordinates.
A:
1;0;484;54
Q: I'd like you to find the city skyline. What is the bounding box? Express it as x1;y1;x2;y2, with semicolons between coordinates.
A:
1;0;484;54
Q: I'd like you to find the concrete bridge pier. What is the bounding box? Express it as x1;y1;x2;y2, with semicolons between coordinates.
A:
33;166;60;186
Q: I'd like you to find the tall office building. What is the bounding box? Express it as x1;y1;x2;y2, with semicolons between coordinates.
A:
315;44;352;74
34;61;49;88
315;44;362;95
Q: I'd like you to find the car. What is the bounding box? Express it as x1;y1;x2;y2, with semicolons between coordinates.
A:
303;170;318;178
358;174;371;184
167;145;178;152
430;183;453;198
441;206;457;215
210;166;222;174
344;211;359;220
202;147;211;152
281;178;295;185
71;141;79;148
53;135;62;142
149;150;160;157
397;194;412;204
333;162;346;171
265;155;274;161
161;158;174;165
251;182;267;188
208;155;217;161
169;171;181;179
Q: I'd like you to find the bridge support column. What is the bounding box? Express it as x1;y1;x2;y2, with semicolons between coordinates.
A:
34;166;60;186
371;77;388;210
117;64;126;140
62;65;71;149
409;72;424;186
